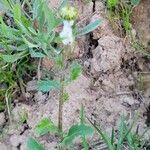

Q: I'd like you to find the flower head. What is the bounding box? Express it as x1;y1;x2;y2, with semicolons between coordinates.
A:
60;5;78;21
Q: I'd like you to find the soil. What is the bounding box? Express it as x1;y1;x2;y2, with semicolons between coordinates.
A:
0;0;150;150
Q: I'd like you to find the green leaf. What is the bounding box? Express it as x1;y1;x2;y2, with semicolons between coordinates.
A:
43;2;57;32
131;0;140;6
80;105;85;124
61;124;93;146
63;92;69;102
107;0;118;8
27;137;45;150
88;119;113;150
58;0;68;10
55;54;64;68
38;79;61;92
117;115;125;149
13;4;22;21
0;51;27;63
22;36;38;48
35;117;58;136
76;20;101;37
29;49;46;58
70;63;82;81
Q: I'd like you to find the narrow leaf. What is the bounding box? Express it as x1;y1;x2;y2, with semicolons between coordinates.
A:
22;36;38;48
76;20;101;37
0;51;26;63
88;118;113;150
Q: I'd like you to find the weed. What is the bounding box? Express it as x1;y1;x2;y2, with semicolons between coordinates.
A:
106;0;140;36
88;115;149;150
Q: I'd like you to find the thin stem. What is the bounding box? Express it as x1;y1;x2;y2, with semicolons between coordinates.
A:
58;76;64;134
5;87;12;124
37;58;42;81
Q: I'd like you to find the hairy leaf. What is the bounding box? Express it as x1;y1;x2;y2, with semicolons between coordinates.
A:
61;124;93;146
35;117;58;136
76;20;101;37
131;0;140;6
27;137;45;150
70;63;82;81
38;80;61;92
29;49;45;58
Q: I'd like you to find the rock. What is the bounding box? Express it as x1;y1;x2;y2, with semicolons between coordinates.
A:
91;35;124;73
121;96;136;106
0;112;5;127
26;80;37;92
34;91;47;102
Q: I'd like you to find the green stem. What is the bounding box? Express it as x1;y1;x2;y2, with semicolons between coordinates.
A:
58;77;64;134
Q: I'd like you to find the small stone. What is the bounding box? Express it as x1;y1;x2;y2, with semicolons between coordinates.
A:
122;96;135;106
26;80;37;92
84;60;90;69
34;91;47;102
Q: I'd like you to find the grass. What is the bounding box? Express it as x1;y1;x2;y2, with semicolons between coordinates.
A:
106;0;140;36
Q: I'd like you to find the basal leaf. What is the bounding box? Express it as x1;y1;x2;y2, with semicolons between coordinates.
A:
76;20;101;37
38;79;61;92
61;124;93;146
35;117;58;136
27;137;45;150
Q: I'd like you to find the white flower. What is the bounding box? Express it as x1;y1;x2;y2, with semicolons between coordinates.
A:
59;21;74;45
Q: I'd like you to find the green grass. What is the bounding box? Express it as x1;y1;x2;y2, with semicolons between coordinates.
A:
106;0;140;36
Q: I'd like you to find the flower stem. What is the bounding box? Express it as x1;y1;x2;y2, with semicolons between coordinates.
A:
58;76;64;134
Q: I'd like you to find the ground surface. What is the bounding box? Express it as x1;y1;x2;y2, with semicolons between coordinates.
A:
0;0;150;150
